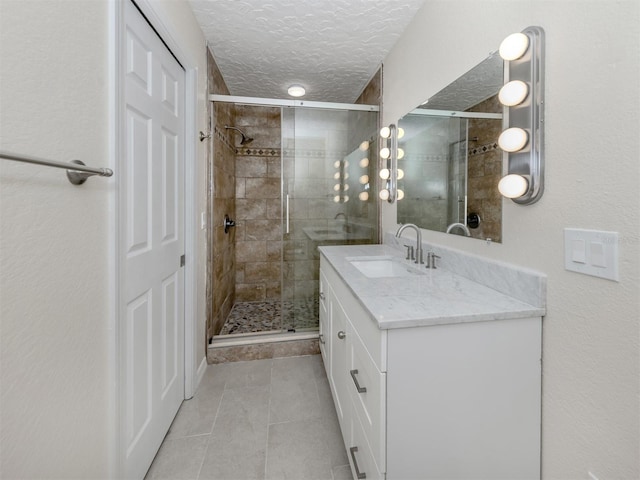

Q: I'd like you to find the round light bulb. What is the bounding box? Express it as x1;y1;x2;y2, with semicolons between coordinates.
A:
359;141;370;151
343;195;349;203
499;32;529;61
359;175;369;185
498;128;528;152
397;127;405;139
499;81;529;106
397;148;405;160
380;147;390;159
379;189;390;201
333;160;340;168
344;160;349;168
498;174;529;198
380;126;391;139
287;84;306;97
333;172;341;180
358;191;369;201
397;169;404;180
397;189;405;201
343;184;349;191
379;168;390;180
359;158;369;168
333;195;341;203
333;184;340;191
344;173;349;179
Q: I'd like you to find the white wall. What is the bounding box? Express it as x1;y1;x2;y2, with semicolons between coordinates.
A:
383;1;640;479
0;0;208;477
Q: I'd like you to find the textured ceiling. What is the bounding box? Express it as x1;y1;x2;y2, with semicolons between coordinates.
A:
189;0;427;103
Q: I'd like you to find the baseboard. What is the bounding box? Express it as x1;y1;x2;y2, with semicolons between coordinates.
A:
194;355;207;394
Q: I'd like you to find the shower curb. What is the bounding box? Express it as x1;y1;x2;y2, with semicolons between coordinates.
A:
207;333;319;364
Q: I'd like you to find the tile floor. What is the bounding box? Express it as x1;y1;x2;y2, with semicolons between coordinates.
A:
145;355;351;480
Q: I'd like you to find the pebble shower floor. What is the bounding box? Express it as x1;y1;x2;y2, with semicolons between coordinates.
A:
220;299;319;335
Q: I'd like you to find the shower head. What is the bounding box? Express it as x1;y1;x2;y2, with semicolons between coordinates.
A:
224;125;254;145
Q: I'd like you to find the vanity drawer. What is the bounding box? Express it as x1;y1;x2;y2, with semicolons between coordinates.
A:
321;256;387;371
348;399;384;480
348;322;386;473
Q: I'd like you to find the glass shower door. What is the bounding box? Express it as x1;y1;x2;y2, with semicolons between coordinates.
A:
281;107;378;332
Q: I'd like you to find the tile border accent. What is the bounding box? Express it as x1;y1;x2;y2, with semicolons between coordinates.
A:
236;147;281;157
469;142;500;157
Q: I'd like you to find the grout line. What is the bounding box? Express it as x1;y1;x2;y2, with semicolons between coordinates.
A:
264;362;274;480
195;370;226;480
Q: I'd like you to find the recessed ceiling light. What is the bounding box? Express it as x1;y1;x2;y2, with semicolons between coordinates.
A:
287;84;306;97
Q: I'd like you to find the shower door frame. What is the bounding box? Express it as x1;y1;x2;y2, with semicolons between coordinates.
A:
209;95;379;342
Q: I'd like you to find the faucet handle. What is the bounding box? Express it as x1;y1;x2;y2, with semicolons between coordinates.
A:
403;244;415;260
426;251;441;269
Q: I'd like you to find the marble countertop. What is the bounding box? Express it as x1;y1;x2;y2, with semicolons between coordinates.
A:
319;244;546;330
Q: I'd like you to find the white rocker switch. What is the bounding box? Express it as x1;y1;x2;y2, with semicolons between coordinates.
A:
564;228;619;281
571;239;586;264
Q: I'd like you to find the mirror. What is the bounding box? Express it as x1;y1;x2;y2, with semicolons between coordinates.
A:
397;53;504;242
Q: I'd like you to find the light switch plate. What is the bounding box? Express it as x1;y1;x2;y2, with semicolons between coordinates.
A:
564;228;619;281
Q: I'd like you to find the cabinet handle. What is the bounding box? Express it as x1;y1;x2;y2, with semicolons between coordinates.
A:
319;292;326;300
319;334;325;345
337;330;346;340
350;369;367;393
349;446;366;479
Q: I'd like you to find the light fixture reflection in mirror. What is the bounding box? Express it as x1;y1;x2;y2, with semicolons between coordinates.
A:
379;124;399;203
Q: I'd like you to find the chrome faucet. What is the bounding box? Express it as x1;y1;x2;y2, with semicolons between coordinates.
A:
395;223;423;264
446;222;471;236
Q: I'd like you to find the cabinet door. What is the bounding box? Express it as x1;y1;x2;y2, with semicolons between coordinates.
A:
329;294;349;437
319;270;330;366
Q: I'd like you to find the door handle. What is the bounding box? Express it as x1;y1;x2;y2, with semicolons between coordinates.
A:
285;193;290;234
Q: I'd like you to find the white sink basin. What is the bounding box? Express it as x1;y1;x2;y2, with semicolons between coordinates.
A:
349;256;424;278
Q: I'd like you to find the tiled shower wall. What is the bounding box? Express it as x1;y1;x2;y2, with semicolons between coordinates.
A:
467;95;502;243
207;49;236;340
234;106;282;303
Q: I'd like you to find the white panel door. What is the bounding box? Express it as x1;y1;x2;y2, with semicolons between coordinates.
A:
120;2;185;478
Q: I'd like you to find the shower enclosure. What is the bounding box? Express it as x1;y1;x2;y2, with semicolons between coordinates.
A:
210;98;379;342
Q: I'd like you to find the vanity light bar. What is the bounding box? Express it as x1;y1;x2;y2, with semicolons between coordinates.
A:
499;26;545;205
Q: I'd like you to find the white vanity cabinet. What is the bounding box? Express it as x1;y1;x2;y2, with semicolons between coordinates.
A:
320;256;542;480
321;262;387;479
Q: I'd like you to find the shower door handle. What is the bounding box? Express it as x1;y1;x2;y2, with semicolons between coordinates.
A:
285;193;290;234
